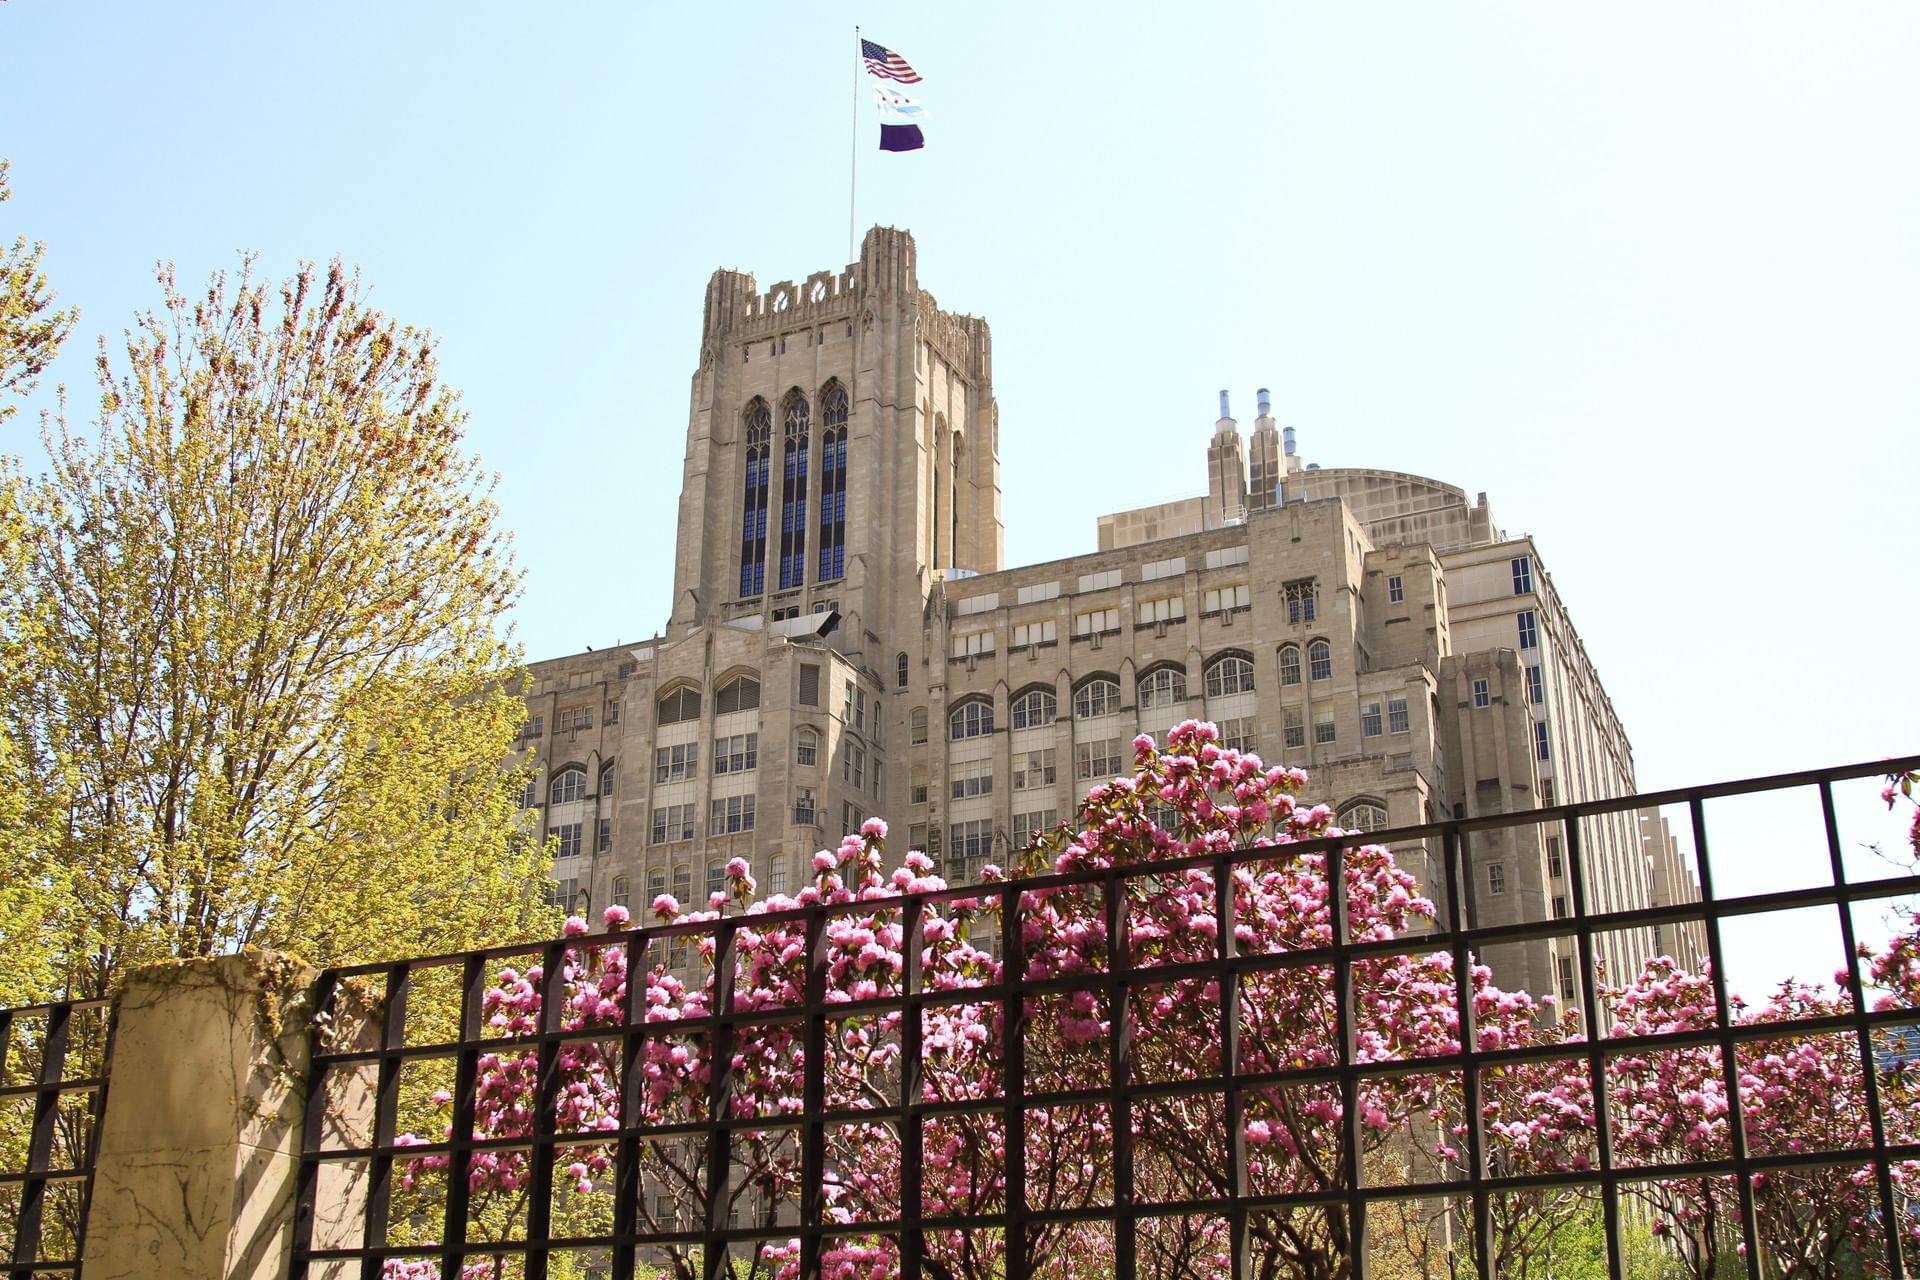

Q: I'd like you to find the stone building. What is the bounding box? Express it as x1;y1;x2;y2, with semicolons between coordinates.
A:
513;226;1667;1015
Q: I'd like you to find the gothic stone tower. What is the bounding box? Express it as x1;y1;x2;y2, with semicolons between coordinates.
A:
669;225;1001;660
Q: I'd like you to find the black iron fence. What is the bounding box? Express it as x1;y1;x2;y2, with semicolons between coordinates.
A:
9;754;1920;1279
0;995;111;1279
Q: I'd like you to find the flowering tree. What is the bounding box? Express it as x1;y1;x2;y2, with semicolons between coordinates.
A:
376;739;1920;1279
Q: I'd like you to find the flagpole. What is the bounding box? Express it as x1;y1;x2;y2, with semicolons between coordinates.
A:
849;25;860;266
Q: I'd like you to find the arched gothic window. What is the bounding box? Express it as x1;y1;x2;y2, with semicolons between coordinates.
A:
1074;677;1121;719
1309;640;1333;682
896;651;910;689
549;766;586;805
1339;800;1390;832
716;675;760;714
949;699;994;740
1010;688;1056;729
738;400;771;596
818;383;849;581
1138;667;1187;710
778;392;810;590
1279;645;1302;687
1205;654;1256;698
657;686;701;725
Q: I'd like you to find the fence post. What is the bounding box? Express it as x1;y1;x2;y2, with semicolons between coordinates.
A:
79;950;321;1280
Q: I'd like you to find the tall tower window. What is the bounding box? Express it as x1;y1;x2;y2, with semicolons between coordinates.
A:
818;383;849;582
778;391;810;590
738;400;771;597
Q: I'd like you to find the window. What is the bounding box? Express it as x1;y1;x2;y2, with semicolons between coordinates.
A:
910;768;929;805
1074;678;1121;719
1012;809;1057;848
1072;608;1120;636
1387;697;1409;734
1473;679;1490;708
1203;583;1250;614
1075;738;1123;781
949;820;994;861
1013;749;1056;791
1136;595;1184;625
655;744;697;783
1011;619;1057;647
1205;655;1255;698
556;706;593;733
768;857;788;897
1147;801;1181;833
799;663;820;706
1340;802;1389;831
518;715;544;742
648;867;666;902
1388;575;1404;604
1534;721;1550;761
1541;778;1556;805
1011;688;1056;729
777;391;810;590
1077;568;1121;593
1313;705;1336;745
817;383;849;581
1512;556;1533;595
605;699;620;724
794;789;817;825
949;758;993;800
796;728;818;768
517;779;537;809
1526;666;1544;706
617;661;635;680
910;707;928;745
597;817;612;852
549;767;586;805
1552;895;1569;919
553;822;583;858
709;794;755;836
1558;956;1576;1004
951;630;995;658
714;733;759;774
1140;556;1185;581
1283;708;1305;751
651;805;695;844
1547;836;1564;878
1284;579;1318;625
1017;580;1061;604
657;686;701;725
716;675;761;714
897;652;910;688
599;762;616;798
843;680;855;726
546;876;580;912
673;865;691;907
1219;717;1253;753
949;700;994;740
771;606;799;622
842;741;866;790
1279;645;1302;686
955;593;1000;616
739;398;772;595
1487;863;1506;896
1517;610;1538;650
1204;544;1249;569
1361;702;1382;737
612;875;630;908
1138;667;1187;709
1308;641;1332;682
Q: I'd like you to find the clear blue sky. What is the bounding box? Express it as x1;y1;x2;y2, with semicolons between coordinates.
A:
6;4;1918;986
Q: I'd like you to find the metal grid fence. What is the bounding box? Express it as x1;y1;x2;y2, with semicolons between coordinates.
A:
0;996;111;1279
272;752;1920;1275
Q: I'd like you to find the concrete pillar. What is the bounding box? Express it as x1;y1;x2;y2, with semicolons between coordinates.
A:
81;951;320;1280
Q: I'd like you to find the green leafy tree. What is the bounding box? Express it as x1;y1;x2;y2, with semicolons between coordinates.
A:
0;157;79;1005
0;255;555;999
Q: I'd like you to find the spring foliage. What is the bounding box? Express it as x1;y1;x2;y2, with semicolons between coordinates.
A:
0;256;553;999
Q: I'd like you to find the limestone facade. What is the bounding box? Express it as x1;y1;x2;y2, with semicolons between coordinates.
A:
514;228;1664;1012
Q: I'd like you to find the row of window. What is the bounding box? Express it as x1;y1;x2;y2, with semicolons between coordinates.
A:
655;675;760;727
650;796;759;843
739;386;849;596
944;656;1260;740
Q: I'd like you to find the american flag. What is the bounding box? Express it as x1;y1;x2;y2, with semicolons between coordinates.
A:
861;39;921;84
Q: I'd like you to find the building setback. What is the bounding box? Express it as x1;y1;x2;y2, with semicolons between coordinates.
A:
514;227;1692;1020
